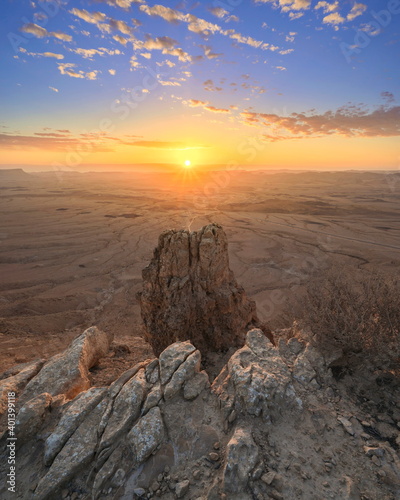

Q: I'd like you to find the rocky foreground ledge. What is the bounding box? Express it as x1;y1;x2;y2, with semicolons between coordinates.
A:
0;325;399;500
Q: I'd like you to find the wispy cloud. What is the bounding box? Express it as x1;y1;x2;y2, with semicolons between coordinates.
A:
20;23;72;42
19;48;64;60
139;3;280;52
70;8;136;36
71;47;123;59
185;99;231;113
57;63;99;80
240;104;400;140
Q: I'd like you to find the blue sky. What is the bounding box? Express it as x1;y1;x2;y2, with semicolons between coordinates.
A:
1;0;399;169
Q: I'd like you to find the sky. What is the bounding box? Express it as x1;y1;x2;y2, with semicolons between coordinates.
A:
1;0;399;171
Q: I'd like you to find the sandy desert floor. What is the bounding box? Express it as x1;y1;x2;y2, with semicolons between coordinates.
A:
1;168;399;382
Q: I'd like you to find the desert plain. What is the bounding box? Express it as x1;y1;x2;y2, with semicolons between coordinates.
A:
1;167;399;382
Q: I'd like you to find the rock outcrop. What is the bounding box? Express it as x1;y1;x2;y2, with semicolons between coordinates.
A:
1;326;399;500
138;223;261;356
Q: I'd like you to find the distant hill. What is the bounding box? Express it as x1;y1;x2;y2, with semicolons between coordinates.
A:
0;168;32;182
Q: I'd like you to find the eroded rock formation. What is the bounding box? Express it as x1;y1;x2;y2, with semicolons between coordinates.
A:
138;223;260;356
1;326;399;500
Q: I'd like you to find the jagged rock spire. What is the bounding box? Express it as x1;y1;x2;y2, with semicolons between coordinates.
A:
138;223;260;356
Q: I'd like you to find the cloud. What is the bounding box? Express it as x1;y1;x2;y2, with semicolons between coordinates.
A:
199;44;223;59
315;1;338;14
276;66;287;71
323;12;345;25
143;35;177;50
71;47;122;59
240;104;400;140
57;63;99;80
139;3;280;52
185;99;230;113
113;35;128;45
70;8;135;36
19;48;64;59
139;36;193;62
108;69;116;75
94;0;144;8
20;23;72;42
130;55;141;68
49;86;59;92
204;105;230;113
204;79;222;91
347;3;367;21
255;0;311;12
288;12;304;19
159;80;181;86
0;132;112;152
381;91;395;104
157;59;175;68
208;7;229;18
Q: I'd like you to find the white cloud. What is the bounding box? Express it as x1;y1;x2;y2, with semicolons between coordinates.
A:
347;3;367;21
57;62;99;80
20;23;72;42
323;12;345;24
49;86;59;92
315;1;339;14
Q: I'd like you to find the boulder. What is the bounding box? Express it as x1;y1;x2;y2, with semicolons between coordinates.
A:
213;329;299;421
223;427;259;495
18;326;112;407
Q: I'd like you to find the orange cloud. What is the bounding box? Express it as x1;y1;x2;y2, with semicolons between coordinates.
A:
241;104;400;140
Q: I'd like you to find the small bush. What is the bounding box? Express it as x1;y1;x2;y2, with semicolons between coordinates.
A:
298;270;400;372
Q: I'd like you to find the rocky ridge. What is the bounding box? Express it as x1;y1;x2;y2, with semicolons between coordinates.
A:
0;326;399;499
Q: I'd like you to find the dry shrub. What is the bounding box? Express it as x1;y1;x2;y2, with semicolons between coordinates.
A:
299;270;400;372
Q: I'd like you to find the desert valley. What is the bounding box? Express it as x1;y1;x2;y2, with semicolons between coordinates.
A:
0;168;399;380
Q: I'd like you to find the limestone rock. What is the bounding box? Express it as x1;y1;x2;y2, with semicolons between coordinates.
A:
139;224;260;356
0;359;44;417
223;427;259;494
142;383;162;414
99;368;147;452
128;406;165;464
159;341;196;385
213;329;298;421
15;392;52;443
44;387;106;466
164;350;201;400
293;351;317;385
184;371;210;400
34;397;108;499
176;479;190;498
19;326;112;407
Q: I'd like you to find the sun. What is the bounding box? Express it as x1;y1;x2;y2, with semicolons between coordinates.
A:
184;160;192;168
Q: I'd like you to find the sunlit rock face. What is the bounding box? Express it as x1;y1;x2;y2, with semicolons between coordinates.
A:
138;223;260;357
